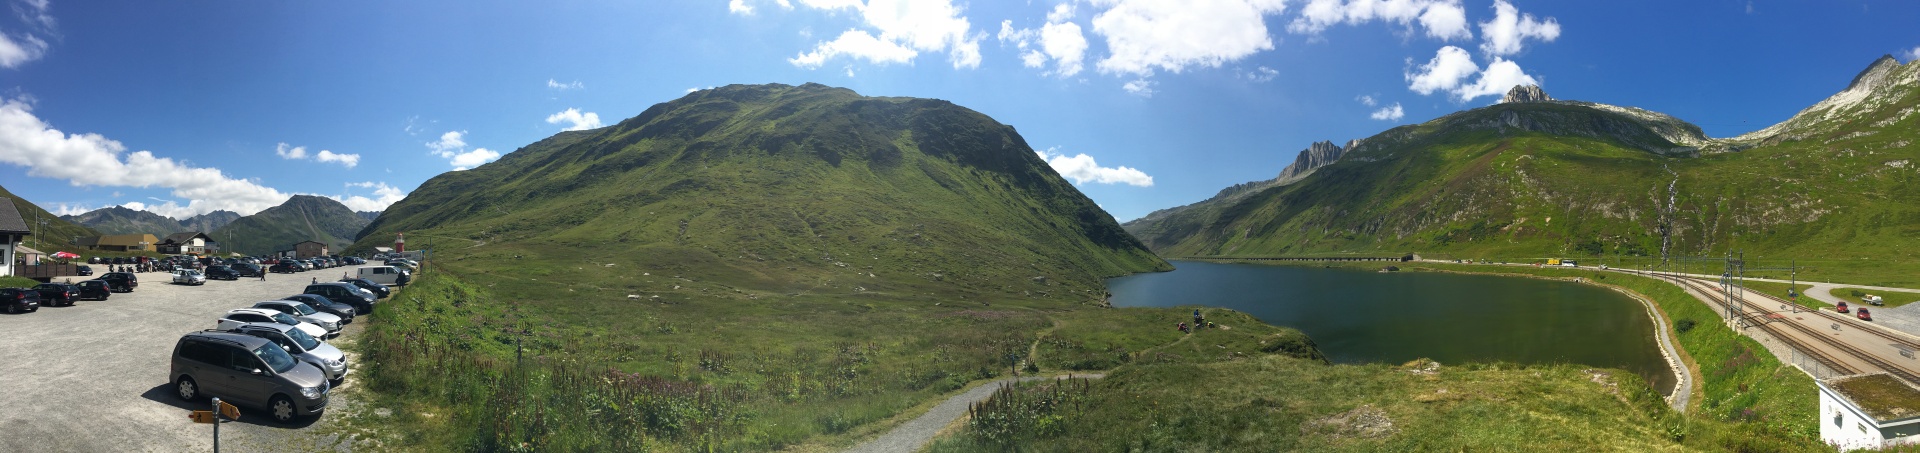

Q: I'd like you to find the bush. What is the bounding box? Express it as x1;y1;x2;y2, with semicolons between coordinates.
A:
1675;318;1697;333
1851;290;1865;297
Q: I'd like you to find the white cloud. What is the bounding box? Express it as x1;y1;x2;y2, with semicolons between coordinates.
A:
783;0;983;70
729;0;754;15
1244;65;1279;82
0;0;52;68
997;4;1089;77
1369;103;1405;120
425;130;502;170
546;78;584;90
53;203;91;216
274;143;308;160
1357;94;1377;106
1477;0;1559;57
1121;79;1156;97
545;108;603;131
1745;1;1754;14
1405;46;1537;102
1037;148;1154;186
790;29;918;67
1288;0;1471;41
315;150;360;168
333;181;407;212
275;142;359;168
1903;46;1920;63
1453;57;1536;101
1091;0;1289;76
1406;46;1479;95
0;97;290;216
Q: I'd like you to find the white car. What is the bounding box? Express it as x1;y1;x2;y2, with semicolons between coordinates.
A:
217;308;328;341
172;269;207;286
251;300;343;338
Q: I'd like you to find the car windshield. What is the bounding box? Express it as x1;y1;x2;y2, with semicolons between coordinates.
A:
284;327;321;350
271;313;300;325
291;303;316;315
253;344;298;373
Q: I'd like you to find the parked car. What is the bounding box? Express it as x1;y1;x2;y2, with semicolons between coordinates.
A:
289;260;311;272
282;294;355;324
30;283;80;307
2;288;41;314
303;283;377;313
169;331;330;423
231;263;264;278
222;322;349;385
355;265;409;286
269;262;299;274
205;266;240;281
384;259;418;271
338;278;391;299
1837;302;1851;313
251;301;343;337
172;269;208;286
217;308;329;340
1859;308;1873;321
75;265;93;276
98;272;138;292
74;280;112;301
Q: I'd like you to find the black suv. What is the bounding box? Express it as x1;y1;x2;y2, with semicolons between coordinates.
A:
283;294;356;323
75;280;112;301
270;262;298;274
31;283;80;307
76;265;93;276
2;288;40;314
338;278;391;299
231;263;264;278
205;266;240;281
97;272;138;292
302;283;376;313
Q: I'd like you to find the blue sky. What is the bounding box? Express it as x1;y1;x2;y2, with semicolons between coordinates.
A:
0;0;1915;223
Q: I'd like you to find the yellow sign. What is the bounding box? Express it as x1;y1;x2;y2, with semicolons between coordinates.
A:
218;401;241;420
189;411;216;424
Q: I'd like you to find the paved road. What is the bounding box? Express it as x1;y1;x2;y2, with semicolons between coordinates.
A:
0;270;360;452
845;373;1103;453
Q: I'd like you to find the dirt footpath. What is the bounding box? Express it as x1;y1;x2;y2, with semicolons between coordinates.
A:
0;271;364;452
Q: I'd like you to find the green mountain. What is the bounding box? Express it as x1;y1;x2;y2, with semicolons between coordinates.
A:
354;82;1167;296
181;210;241;232
0;184;100;253
61;205;186;236
1124;56;1920;285
213;195;369;256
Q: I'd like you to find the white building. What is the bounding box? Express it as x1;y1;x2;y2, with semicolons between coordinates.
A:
0;197;29;277
1820;373;1920;450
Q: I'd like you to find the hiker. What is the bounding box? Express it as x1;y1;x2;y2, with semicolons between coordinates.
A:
1178;322;1189;334
1193;309;1204;326
311;277;318;284
259;270;267;281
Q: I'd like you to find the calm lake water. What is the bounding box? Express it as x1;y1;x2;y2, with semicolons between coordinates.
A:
1107;260;1675;394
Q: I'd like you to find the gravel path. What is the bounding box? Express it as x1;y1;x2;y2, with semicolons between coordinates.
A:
0;270;362;452
844;373;1104;453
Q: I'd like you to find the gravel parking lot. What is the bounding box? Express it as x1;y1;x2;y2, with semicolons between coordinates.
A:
0;270;365;452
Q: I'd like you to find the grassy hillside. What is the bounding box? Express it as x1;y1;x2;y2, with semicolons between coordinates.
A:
212;195;368;255
0;184;100;253
1125;59;1920;287
60;205;186;236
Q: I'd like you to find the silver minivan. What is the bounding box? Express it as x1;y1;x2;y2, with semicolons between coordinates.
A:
225;322;348;385
170;331;329;423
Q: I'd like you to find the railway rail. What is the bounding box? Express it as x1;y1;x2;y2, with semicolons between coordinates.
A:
1654;272;1920;384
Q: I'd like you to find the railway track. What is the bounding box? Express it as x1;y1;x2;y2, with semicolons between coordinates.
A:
1656;273;1920;384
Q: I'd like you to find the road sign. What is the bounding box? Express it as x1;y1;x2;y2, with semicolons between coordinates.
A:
189;410;217;424
217;400;241;420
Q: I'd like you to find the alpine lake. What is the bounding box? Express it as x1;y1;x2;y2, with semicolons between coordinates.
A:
1107;260;1677;395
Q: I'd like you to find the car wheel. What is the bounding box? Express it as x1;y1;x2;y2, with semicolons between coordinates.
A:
176;377;201;401
270;395;297;423
6;304;16;314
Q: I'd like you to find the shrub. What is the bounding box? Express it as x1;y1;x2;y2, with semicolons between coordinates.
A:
1675;318;1697;333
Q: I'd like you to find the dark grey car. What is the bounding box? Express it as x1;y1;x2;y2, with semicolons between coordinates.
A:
169;331;329;423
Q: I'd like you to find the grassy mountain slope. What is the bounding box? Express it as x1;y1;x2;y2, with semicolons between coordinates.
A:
355;82;1167;296
212;195;368;255
61;205;186;235
1126;58;1920;286
0;184;99;252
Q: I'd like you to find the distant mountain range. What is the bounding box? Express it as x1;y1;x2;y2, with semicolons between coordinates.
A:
213;195;369;256
1124;56;1920;268
59;206;241;236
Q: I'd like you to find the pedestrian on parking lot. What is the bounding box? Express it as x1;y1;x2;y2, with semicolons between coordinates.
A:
311;277;317;284
260;270;267;281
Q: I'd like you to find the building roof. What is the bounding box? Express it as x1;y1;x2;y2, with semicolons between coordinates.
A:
162;232;211;245
0;197;29;234
294;240;327;247
1830;373;1920;423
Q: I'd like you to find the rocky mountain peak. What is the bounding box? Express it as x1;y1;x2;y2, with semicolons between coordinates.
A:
1276;140;1347;184
1845;54;1903;92
1501;85;1552;104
